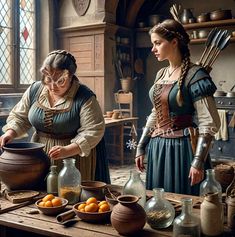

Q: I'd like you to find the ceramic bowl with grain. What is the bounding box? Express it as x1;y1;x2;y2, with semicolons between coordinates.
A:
35;197;68;215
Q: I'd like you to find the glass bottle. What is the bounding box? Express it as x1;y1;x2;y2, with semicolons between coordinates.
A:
145;188;175;229
173;198;200;237
46;165;58;195
200;169;222;200
58;158;81;204
123;170;146;207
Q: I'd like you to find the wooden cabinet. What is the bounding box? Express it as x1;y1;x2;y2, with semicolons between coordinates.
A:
210;96;235;161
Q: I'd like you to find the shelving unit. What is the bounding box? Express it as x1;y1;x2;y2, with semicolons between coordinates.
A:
135;18;235;47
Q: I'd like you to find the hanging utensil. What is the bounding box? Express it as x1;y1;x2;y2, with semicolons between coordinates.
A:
197;28;218;65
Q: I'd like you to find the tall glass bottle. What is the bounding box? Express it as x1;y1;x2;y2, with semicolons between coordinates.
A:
173;198;200;237
46;165;58;195
200;169;222;200
58;158;81;204
123;170;146;207
145;188;175;229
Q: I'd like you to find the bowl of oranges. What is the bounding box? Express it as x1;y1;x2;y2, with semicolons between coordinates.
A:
73;197;111;222
35;194;68;215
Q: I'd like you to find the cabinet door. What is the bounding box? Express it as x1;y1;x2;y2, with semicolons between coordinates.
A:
211;139;235;159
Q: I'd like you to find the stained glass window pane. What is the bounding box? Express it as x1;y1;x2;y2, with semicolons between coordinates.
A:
0;0;12;84
19;0;35;84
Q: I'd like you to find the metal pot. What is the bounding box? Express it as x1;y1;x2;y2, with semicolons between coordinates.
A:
210;9;232;21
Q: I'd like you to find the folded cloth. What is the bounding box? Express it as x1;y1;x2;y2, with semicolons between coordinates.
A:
215;109;228;141
228;112;235;128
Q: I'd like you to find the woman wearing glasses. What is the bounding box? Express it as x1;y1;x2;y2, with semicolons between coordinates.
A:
0;50;110;183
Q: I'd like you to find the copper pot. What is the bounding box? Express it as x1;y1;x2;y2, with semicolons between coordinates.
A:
0;142;50;190
210;9;232;21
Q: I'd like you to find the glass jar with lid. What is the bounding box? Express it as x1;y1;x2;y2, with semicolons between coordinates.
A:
145;188;175;229
58;158;81;204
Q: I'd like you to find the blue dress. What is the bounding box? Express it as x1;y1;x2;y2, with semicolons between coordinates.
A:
146;65;217;195
27;81;110;183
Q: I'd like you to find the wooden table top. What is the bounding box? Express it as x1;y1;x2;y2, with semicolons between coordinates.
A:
0;185;204;237
104;117;138;127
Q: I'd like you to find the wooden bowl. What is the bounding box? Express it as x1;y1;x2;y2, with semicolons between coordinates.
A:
210;9;232;21
73;202;111;223
35;197;68;216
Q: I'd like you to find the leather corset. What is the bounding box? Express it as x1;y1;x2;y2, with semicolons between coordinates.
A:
151;83;193;138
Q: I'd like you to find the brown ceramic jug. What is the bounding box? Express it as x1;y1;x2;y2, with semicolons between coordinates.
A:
0;142;50;190
111;195;146;235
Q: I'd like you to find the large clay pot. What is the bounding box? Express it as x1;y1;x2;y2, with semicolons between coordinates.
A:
0;142;50;190
111;195;146;235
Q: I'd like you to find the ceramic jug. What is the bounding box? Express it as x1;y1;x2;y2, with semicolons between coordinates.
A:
111;195;146;235
181;8;194;24
200;192;224;236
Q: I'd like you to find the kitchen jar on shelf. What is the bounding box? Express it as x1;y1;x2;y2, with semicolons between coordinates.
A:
58;158;81;204
145;188;175;229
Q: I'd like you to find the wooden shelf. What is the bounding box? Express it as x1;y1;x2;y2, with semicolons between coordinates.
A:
190;36;235;44
183;18;235;30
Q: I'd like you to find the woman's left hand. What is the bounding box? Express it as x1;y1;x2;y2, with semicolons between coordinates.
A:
48;146;68;160
188;166;204;186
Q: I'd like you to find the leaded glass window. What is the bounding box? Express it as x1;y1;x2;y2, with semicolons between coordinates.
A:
0;0;37;92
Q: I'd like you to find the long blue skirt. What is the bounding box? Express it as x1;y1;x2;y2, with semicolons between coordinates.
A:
146;136;211;196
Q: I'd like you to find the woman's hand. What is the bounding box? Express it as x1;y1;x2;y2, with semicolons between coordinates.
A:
0;129;16;147
189;166;204;186
48;143;81;160
48;146;69;160
135;155;145;172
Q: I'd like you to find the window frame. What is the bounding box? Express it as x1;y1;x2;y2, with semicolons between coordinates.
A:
0;0;39;94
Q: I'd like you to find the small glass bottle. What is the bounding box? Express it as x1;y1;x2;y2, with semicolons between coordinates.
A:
200;169;222;200
58;158;81;204
123;170;146;207
145;188;175;229
173;198;200;237
46;165;58;195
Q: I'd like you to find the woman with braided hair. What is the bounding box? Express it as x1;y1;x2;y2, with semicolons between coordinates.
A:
0;49;110;184
135;19;220;195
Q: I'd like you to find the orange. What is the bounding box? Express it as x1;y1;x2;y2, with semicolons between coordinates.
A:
98;203;110;212
98;200;108;207
78;203;86;211
85;203;99;212
38;201;45;207
86;197;98;205
42;194;55;202
44;200;53;207
51;198;62;207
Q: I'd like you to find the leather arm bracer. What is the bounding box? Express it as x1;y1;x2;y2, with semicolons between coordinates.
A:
135;127;152;158
191;133;213;170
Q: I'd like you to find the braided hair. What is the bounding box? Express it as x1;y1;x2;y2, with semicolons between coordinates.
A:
149;19;191;107
40;49;77;76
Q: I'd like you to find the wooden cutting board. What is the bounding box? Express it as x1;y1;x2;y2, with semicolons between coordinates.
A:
3;190;40;204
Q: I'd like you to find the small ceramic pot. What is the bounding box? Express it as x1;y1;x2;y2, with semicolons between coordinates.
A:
80;181;106;201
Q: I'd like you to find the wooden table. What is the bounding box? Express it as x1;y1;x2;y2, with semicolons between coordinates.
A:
0;185;203;237
104;117;138;165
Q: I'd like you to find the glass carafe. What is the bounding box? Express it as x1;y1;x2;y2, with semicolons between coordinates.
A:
200;169;222;200
123;170;146;207
46;165;58;195
58;158;81;204
173;198;200;237
145;188;175;229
